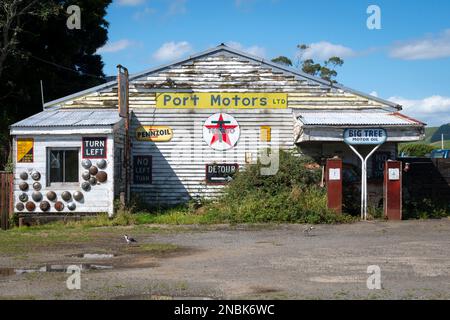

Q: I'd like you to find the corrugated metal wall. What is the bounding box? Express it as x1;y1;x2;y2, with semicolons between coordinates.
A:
130;109;294;205
44;51;398;207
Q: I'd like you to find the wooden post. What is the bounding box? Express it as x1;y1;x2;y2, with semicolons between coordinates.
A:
117;65;130;207
0;172;13;230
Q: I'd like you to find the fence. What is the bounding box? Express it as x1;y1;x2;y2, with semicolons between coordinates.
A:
399;158;450;210
0;172;13;230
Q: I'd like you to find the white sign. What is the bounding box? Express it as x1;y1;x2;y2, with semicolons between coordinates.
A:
329;168;341;181
343;128;387;145
388;168;400;180
203;113;240;151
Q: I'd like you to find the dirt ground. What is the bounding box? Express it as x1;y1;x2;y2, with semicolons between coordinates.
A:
0;219;449;300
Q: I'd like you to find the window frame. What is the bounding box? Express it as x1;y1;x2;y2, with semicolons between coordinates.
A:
46;147;80;187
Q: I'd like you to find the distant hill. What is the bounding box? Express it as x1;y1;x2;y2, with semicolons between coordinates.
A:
401;123;450;149
430;123;450;144
422;124;450;148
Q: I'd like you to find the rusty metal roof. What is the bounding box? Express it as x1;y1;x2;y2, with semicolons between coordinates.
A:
43;44;401;110
11;109;122;128
297;111;425;126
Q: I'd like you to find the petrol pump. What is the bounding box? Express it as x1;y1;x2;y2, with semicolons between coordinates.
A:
326;157;342;214
383;160;402;220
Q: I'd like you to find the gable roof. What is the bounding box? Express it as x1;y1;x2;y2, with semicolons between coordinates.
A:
44;44;401;110
11;109;121;128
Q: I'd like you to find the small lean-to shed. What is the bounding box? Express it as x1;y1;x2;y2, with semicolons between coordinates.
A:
11;44;425;213
10;109;124;216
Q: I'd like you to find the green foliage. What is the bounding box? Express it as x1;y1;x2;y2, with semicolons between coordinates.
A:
201;149;354;224
3;143;13;172
399;143;437;157
271;56;293;66
297;44;344;82
271;45;344;82
1;0;112;148
403;198;449;219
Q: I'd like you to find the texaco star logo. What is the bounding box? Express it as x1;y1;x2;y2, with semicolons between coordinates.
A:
203;113;240;150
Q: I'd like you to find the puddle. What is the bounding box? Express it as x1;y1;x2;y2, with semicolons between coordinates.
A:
0;264;113;277
73;253;116;259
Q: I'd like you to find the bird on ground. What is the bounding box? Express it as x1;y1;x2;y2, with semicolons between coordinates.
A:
124;234;137;244
303;226;315;236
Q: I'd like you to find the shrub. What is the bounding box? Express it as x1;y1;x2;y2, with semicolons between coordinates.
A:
202;149;354;224
403;198;449;219
399;143;437;157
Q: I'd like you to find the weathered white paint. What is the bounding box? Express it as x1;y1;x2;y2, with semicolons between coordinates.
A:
130;108;294;205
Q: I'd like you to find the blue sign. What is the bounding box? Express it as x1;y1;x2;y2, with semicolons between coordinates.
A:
343;128;387;145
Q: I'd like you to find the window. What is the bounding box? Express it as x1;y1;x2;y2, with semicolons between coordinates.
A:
48;148;79;184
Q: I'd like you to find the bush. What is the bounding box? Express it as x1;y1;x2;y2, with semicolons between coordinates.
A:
403;198;449;219
399;143;437;157
201;149;354;224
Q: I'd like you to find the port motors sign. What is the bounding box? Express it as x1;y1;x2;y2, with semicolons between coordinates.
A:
203;113;240;150
156;92;287;109
343;128;387;145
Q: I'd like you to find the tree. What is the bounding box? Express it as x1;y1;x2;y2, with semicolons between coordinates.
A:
0;0;111;167
271;56;292;67
271;44;344;83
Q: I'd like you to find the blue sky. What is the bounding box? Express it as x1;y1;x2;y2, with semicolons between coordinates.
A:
97;0;450;126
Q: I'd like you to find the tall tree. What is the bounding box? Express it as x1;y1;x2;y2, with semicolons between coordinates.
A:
0;0;111;162
271;44;344;83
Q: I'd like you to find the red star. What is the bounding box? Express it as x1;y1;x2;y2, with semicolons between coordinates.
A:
205;114;237;146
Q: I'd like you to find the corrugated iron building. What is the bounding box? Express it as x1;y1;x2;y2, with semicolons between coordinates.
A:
10;45;425;215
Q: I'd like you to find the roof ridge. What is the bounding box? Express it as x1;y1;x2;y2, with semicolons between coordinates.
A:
43;44;401;110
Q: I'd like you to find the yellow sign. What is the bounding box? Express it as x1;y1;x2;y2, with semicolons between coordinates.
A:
156;93;287;109
17;138;34;163
136;126;173;142
260;126;271;142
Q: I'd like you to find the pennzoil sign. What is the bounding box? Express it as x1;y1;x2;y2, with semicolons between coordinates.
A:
136;126;173;142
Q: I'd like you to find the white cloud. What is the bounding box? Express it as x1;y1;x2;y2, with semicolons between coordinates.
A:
298;41;356;61
167;0;187;15
97;39;135;54
153;41;192;61
370;91;378;97
388;95;450;126
226;41;266;58
133;7;156;20
389;29;450;60
117;0;146;6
